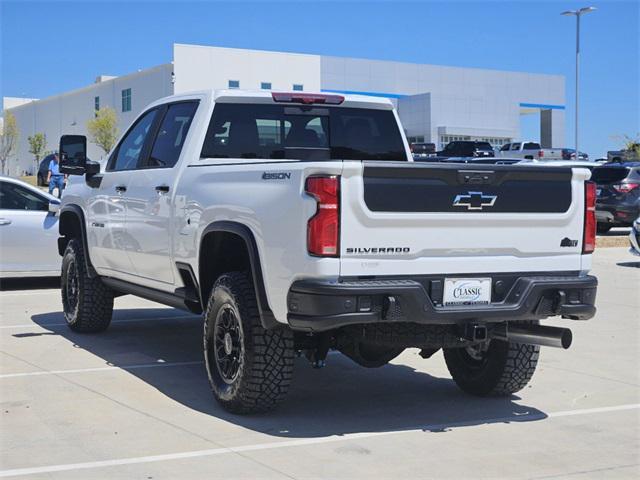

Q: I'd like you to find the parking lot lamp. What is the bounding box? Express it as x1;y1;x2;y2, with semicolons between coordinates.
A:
561;6;596;155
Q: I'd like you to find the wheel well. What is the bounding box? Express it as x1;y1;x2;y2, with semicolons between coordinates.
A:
58;210;83;255
199;231;252;306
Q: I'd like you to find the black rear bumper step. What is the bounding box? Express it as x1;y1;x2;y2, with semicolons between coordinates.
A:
287;274;597;332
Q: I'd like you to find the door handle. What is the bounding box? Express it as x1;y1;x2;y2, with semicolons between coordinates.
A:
115;185;127;193
155;185;170;193
0;218;11;226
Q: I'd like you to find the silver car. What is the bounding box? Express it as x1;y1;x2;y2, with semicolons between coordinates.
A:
0;176;61;277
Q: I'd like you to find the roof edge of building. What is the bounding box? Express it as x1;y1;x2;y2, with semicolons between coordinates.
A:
5;63;173;112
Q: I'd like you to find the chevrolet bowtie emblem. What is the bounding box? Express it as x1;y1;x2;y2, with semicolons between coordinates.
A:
453;192;497;210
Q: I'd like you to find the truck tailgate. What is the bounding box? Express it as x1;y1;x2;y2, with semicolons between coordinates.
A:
340;161;589;276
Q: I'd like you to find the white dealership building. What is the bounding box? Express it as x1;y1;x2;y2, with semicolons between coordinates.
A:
3;44;565;174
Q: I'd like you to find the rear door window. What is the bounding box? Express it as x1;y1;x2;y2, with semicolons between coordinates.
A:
201;104;406;161
523;142;541;150
146;101;199;168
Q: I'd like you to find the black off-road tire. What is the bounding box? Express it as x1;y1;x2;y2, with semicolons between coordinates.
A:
204;272;294;414
443;337;539;396
61;238;114;332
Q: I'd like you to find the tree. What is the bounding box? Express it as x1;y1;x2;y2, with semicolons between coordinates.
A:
622;134;640;159
27;132;47;175
0;111;19;175
87;107;119;155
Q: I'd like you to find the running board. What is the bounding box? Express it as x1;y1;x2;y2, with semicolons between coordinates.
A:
101;277;202;314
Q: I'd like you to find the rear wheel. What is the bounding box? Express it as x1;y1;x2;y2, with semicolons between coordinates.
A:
204;272;294;413
61;238;114;332
443;337;539;396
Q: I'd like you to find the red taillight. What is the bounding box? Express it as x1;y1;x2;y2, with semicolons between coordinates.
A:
583;181;596;254
538;150;544;158
305;176;340;257
272;92;344;105
612;183;639;193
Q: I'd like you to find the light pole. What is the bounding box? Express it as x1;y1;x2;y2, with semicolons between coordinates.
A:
562;6;596;155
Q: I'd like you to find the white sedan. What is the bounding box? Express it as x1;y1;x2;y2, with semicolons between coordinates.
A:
0;176;61;277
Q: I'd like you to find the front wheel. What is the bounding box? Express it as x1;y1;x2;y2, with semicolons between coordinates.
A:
61;238;114;332
204;272;294;414
443;337;539;396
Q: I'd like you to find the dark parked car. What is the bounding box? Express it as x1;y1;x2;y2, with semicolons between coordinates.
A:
36;154;57;186
561;148;588;161
592;162;640;233
437;141;494;158
410;142;436;159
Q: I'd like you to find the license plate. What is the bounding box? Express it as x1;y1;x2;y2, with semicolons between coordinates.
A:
443;278;492;306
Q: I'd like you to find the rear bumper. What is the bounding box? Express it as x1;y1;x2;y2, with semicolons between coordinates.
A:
287;274;597;332
596;203;640;226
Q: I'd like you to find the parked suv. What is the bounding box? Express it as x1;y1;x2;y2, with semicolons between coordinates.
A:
437;141;494;158
592;162;640;232
37;154;56;186
57;90;598;413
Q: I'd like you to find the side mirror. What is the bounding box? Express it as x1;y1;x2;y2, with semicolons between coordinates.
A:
59;135;87;175
48;199;60;215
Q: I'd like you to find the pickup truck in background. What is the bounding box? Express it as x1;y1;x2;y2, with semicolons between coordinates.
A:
410;142;436;159
498;141;563;160
57;90;598;413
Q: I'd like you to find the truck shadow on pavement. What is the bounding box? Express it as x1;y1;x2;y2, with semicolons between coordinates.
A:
0;277;59;291
29;309;548;439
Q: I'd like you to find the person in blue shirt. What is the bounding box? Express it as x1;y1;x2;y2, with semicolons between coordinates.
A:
47;153;66;197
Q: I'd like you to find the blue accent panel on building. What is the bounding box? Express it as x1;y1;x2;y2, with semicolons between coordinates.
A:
519;102;565;110
321;89;407;99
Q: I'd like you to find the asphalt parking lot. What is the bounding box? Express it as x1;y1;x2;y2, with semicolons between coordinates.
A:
1;247;638;479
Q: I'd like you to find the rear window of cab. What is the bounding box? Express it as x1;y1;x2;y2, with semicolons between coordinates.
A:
200;104;407;161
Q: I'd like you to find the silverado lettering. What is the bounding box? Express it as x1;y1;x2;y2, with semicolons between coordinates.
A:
346;247;410;254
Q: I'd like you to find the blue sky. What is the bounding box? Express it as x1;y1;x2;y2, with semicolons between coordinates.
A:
1;0;638;157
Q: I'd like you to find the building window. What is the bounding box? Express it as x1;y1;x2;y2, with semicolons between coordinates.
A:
94;96;100;117
293;84;303;91
260;82;272;90
121;88;132;112
228;80;240;89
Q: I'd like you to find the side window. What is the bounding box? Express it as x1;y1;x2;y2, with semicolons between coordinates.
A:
500;143;511;151
0;182;48;211
523;142;540;150
109;109;158;171
147;102;199;168
511;143;521;151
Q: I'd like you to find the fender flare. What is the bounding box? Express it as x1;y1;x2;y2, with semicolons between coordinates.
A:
200;221;279;330
58;204;97;278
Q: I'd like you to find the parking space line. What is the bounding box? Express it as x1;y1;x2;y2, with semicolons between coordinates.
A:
0;290;59;297
0;360;203;379
1;403;638;478
0;315;200;330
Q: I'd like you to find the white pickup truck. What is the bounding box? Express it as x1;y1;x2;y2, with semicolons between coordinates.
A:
498;141;563;160
57;90;598;413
